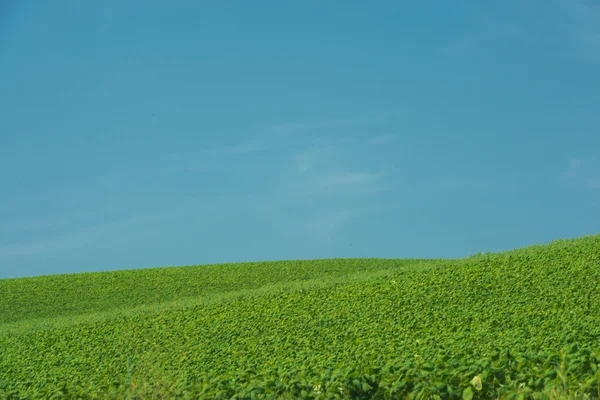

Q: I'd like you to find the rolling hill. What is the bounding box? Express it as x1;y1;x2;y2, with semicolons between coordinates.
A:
1;234;599;399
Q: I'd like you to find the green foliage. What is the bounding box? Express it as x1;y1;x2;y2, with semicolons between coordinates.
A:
1;234;600;399
0;258;427;326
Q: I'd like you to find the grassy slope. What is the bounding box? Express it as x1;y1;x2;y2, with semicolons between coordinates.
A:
0;258;432;327
1;235;600;399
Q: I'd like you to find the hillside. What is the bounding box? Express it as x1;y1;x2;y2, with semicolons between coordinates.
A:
1;235;600;399
0;258;432;329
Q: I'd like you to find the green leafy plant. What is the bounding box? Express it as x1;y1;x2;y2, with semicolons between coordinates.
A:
1;234;599;399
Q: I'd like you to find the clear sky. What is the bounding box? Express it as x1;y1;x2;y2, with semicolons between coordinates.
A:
1;0;599;279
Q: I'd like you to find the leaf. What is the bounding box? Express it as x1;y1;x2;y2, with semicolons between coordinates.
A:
462;386;474;400
470;375;482;391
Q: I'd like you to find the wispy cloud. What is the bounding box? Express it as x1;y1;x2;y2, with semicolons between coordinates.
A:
587;176;600;189
0;195;233;258
0;210;94;236
250;144;389;241
0;213;147;258
302;207;374;243
561;157;600;189
2;112;397;262
440;1;600;60
564;159;583;178
290;144;388;194
160;112;395;170
294;145;326;174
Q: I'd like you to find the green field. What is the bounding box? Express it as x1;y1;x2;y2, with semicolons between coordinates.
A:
1;234;600;399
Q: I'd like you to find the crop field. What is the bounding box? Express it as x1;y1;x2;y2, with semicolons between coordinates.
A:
1;234;600;399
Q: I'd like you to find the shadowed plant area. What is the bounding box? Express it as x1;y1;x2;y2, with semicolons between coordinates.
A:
1;235;600;399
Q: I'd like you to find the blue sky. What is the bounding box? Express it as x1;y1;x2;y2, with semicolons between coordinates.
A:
1;0;599;279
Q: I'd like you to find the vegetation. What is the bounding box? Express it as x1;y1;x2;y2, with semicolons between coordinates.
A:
1;234;599;399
